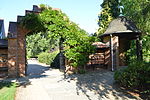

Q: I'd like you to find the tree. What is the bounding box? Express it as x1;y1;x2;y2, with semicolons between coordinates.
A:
121;0;150;62
97;0;119;35
121;0;150;34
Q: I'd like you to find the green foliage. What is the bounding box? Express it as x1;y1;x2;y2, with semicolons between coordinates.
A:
125;41;137;64
0;82;17;100
65;41;95;68
114;61;150;94
20;13;44;33
121;0;150;62
64;31;96;68
97;0;119;35
121;0;150;34
97;5;113;35
26;32;51;58
24;4;98;69
39;5;70;40
38;51;59;65
126;37;150;63
142;35;150;62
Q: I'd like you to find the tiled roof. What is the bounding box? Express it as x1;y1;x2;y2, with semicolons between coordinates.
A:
8;22;17;38
101;16;140;37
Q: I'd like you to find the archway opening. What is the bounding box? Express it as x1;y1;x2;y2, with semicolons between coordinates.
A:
7;5;97;77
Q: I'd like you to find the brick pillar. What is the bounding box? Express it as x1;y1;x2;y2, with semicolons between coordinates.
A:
8;24;28;77
17;26;28;77
8;38;18;77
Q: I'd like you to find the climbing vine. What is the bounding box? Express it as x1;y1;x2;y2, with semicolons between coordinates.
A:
22;4;97;69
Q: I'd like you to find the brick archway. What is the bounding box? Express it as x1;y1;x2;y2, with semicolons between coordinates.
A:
7;5;41;77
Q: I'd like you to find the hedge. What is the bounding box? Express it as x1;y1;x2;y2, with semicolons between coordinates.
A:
38;51;59;65
114;61;150;95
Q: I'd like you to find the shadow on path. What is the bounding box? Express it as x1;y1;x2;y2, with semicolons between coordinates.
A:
64;69;141;100
14;59;52;87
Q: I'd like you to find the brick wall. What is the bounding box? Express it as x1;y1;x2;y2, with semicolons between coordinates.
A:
8;38;18;77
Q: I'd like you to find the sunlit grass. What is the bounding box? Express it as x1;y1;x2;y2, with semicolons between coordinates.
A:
0;82;17;100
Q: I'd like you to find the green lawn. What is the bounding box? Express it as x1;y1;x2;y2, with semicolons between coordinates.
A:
0;82;17;100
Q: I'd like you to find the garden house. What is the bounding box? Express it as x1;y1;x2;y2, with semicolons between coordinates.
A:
99;16;142;71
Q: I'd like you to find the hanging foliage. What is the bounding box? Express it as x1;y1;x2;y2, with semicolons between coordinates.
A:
23;4;97;68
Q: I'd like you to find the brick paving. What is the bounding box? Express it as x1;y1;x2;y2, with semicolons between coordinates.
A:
15;60;141;100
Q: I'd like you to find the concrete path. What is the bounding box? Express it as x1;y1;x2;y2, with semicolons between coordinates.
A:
15;59;141;100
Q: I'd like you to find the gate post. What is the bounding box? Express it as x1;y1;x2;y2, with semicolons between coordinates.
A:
8;22;18;77
17;25;28;77
8;22;28;77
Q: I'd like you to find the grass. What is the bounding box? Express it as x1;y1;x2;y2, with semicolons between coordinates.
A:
0;82;17;100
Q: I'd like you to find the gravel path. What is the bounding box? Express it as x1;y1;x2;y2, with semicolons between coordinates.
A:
15;59;141;100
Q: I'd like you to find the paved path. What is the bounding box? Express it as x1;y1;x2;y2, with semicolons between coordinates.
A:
15;60;141;100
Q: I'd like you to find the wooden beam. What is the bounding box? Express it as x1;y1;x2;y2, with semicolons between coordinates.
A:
110;34;114;71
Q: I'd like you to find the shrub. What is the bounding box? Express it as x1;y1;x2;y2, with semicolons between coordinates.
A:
38;51;59;65
114;61;150;94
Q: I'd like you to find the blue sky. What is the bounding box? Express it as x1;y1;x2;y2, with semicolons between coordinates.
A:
0;0;102;34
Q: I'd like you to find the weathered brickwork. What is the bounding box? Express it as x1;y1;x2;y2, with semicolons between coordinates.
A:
8;38;18;77
17;26;28;77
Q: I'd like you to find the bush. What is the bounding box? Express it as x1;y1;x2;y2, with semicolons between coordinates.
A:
114;61;150;94
38;51;59;65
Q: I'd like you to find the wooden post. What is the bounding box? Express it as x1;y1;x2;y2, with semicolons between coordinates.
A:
136;36;143;60
110;34;114;71
104;49;106;66
115;36;119;69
